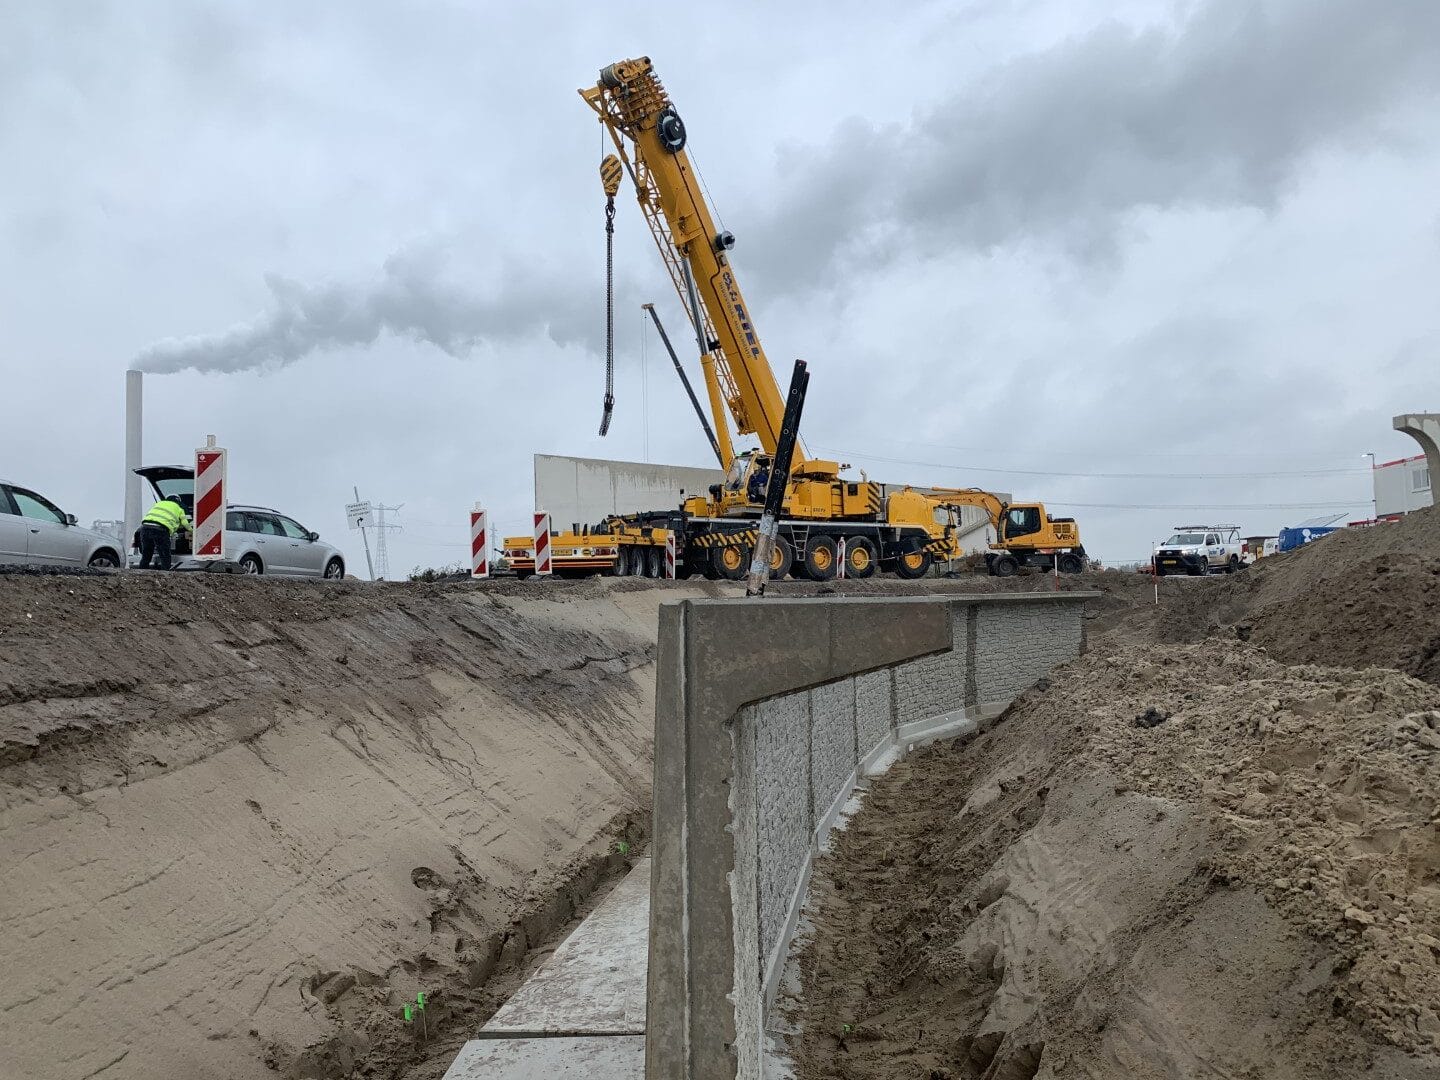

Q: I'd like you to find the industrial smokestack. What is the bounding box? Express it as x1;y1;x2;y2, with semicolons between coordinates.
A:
123;370;143;563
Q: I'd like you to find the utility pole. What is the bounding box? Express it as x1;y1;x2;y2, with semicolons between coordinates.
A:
374;502;404;580
1362;451;1377;521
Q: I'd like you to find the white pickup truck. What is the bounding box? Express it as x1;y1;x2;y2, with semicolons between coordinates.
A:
1153;525;1244;576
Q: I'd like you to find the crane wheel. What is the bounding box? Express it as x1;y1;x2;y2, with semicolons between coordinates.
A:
804;536;838;581
1058;553;1084;575
612;548;631;577
990;553;1019;577
842;537;878;579
893;541;932;580
712;544;749;581
645;546;664;578
768;536;794;580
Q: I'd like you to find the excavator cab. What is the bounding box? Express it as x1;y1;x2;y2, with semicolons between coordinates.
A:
1001;505;1043;541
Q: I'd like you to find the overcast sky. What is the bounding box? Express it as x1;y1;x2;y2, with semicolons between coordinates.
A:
3;0;1437;572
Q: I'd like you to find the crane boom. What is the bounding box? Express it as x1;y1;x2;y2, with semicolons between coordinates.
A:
581;57;792;469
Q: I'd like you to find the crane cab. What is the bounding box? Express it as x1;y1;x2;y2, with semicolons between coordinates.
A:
714;451;772;516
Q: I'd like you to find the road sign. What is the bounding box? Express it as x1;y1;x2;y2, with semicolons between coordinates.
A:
470;507;489;579
346;501;372;530
534;512;552;576
193;439;226;560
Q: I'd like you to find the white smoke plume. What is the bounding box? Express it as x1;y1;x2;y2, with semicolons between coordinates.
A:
749;0;1440;290
135;252;601;374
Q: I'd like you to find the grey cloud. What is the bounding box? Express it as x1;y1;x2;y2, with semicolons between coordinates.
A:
750;0;1440;289
134;251;606;374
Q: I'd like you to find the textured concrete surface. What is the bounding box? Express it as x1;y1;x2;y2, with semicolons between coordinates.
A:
809;679;856;825
974;600;1085;703
854;670;892;764
443;1036;644;1078
485;859;650;1036
649;597;954;1080
649;593;1094;1080
752;694;812;969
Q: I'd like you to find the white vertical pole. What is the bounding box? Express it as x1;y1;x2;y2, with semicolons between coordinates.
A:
836;537;846;580
470;507;489;579
123;370;143;565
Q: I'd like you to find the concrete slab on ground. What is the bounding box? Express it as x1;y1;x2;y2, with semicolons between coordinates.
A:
483;857;649;1036
442;1036;644;1079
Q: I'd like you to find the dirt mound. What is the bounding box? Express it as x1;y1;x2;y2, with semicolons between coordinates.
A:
786;642;1440;1078
0;573;721;1080
1152;507;1440;683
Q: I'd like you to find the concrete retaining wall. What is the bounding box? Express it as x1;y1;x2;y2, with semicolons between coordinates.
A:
647;593;1092;1080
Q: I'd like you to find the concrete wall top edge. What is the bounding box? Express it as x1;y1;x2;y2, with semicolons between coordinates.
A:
663;592;1100;616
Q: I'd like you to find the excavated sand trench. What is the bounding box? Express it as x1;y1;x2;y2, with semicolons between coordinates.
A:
5;510;1438;1080
785;507;1440;1079
0;574;728;1080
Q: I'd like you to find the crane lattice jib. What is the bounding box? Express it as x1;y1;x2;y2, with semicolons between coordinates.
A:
581;57;788;459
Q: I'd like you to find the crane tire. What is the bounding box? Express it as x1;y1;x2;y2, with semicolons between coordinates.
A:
768;536;794;580
804;536;838;581
647;546;665;578
843;537;878;579
712;544;749;581
894;539;932;580
990;553;1019;578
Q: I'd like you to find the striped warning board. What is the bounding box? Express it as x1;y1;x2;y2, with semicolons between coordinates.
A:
694;528;759;549
665;533;676;579
533;512;553;576
193;441;226;560
470;507;489;579
837;537;846;580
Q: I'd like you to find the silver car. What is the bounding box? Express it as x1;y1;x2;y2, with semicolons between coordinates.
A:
132;466;346;578
0;480;125;569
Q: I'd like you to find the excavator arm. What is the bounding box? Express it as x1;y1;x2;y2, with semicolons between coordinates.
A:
581;57;791;470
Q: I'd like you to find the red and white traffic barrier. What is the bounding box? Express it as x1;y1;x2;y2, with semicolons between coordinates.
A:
193;437;226;560
665;533;676;579
836;537;846;580
470;506;489;579
533;512;553;576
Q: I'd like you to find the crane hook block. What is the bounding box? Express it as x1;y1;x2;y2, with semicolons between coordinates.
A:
600;154;623;198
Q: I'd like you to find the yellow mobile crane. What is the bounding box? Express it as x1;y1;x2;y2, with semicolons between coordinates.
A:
505;57;1084;580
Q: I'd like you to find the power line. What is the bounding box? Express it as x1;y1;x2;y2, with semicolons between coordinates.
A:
820;433;1362;465
810;445;1365;481
1047;499;1363;511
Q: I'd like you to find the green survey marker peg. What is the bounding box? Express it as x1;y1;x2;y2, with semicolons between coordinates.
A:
416;992;426;1011
403;1004;413;1023
615;840;631;856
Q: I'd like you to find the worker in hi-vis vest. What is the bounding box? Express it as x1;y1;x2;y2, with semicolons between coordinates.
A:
138;497;191;570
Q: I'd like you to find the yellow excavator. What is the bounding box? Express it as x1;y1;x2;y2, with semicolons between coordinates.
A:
926;488;1087;576
504;57;1085;580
